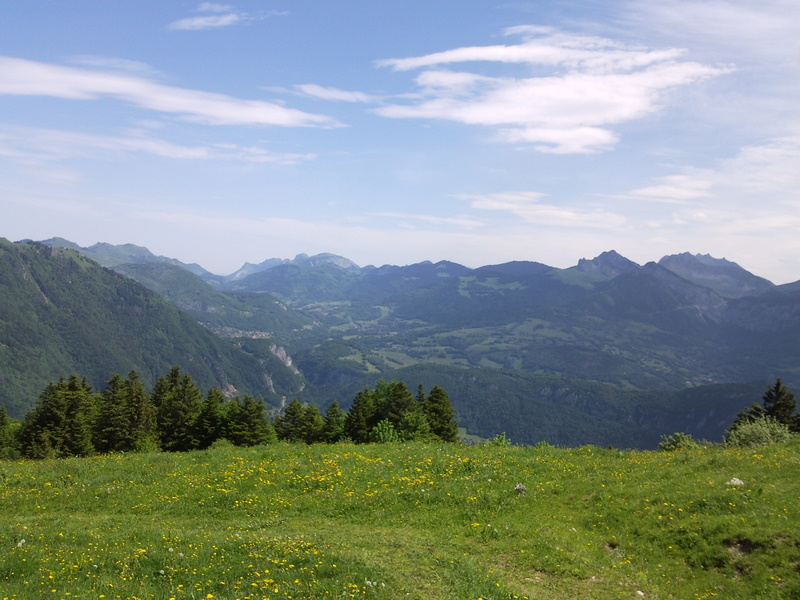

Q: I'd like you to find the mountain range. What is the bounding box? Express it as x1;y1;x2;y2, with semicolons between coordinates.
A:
2;237;798;448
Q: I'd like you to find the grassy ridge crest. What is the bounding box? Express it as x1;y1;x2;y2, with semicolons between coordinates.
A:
2;439;799;599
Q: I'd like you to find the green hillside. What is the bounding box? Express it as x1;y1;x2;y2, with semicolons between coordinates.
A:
1;440;798;599
16;238;800;447
0;240;302;417
113;262;315;342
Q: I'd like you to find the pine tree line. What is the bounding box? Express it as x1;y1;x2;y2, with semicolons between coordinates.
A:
0;367;459;460
275;381;459;444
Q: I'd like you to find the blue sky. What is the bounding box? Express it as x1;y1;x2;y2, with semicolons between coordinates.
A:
1;1;799;282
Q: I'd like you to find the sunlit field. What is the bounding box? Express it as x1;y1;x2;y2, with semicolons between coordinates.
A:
2;439;799;599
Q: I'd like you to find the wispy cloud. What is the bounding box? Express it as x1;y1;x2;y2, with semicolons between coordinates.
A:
168;3;243;31
169;13;242;31
0;125;317;172
629;174;714;204
624;0;800;63
0;57;338;127
294;84;376;103
629;135;800;208
167;3;286;31
375;27;731;154
457;191;627;229
621;134;800;275
68;55;164;77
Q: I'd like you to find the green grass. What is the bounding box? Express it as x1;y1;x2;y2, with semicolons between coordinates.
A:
2;439;799;599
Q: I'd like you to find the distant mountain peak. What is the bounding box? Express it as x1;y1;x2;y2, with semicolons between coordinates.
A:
35;239;212;277
293;253;360;270
658;253;774;299
37;237;83;251
571;250;639;280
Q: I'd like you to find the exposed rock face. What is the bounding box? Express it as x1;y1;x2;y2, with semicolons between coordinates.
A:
271;344;301;375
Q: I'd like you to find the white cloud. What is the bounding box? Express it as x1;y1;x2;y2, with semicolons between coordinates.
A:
499;125;618;154
631;135;800;208
0;125;317;169
167;3;285;31
378;27;687;74
295;84;376;103
458;191;627;229
375;27;731;153
69;56;163;77
168;3;244;31
168;13;242;31
618;134;800;281
715;135;800;196
629;175;714;203
0;57;338;128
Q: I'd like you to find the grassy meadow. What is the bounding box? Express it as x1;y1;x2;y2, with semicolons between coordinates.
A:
1;439;799;600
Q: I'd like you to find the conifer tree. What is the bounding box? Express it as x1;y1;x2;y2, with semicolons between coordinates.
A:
299;404;325;444
344;388;377;443
762;379;799;431
18;375;96;458
195;388;228;449
322;401;347;443
123;370;157;450
274;398;307;443
152;366;202;452
94;374;130;453
381;381;417;429
274;399;324;444
225;395;276;446
732;378;800;432
61;375;97;457
416;384;426;404
425;385;459;442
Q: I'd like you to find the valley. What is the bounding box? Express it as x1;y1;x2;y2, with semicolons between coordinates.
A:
2;237;799;447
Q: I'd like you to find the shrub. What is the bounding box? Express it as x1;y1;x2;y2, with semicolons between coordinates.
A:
209;437;235;450
132;436;161;454
724;416;793;448
369;419;401;443
659;432;699;451
485;432;512;447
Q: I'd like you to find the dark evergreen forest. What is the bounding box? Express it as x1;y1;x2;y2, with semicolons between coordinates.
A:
0;367;458;460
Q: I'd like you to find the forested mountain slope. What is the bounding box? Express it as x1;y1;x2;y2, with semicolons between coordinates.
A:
23;238;800;446
0;239;302;418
